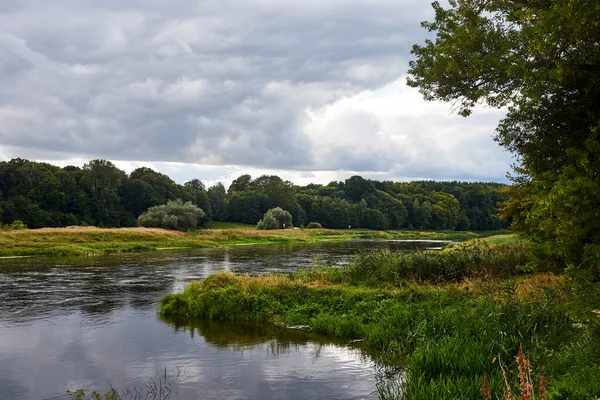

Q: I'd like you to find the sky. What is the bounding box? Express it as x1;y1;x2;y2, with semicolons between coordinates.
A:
0;0;514;188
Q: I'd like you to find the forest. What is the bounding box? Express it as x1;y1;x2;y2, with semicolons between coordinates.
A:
0;158;508;231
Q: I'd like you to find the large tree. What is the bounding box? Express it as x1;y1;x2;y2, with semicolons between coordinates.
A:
408;0;600;278
208;182;228;222
81;160;127;226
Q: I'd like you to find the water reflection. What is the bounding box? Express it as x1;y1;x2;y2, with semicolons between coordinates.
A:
0;240;444;399
156;318;377;399
0;240;447;323
162;316;359;352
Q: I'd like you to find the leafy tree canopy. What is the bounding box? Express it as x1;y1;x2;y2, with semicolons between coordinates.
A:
138;199;206;231
408;0;600;277
0;158;509;233
257;207;293;230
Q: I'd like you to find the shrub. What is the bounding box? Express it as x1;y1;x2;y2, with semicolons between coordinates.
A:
306;222;322;229
1;220;27;230
137;199;205;231
9;220;27;230
256;207;292;230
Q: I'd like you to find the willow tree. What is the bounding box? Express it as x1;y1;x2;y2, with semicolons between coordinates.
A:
408;0;600;278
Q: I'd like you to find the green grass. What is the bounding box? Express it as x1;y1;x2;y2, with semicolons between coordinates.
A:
160;245;600;399
204;221;257;230
0;226;504;258
305;243;530;285
443;234;529;252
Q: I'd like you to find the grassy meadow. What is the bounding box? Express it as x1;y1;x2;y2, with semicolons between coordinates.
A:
0;226;497;258
160;242;600;399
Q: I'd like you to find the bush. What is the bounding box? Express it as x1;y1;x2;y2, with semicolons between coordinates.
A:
306;222;322;229
256;207;292;230
137;199;205;231
9;220;27;230
1;220;27;230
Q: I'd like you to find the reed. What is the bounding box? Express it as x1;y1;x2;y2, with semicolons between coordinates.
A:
480;347;546;400
160;245;600;399
302;242;532;285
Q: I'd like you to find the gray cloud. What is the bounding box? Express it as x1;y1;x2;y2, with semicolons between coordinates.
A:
0;0;512;181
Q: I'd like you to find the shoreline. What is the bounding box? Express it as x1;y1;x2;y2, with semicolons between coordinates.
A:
159;244;600;399
0;226;502;259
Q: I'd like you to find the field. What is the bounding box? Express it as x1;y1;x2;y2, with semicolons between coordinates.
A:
0;226;500;258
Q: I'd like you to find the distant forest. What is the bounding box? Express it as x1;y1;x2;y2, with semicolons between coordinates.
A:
0;158;509;231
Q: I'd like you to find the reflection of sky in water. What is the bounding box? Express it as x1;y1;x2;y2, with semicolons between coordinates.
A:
0;309;376;399
0;240;441;399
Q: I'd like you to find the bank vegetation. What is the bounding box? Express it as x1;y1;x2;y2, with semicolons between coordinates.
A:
160;242;600;399
0;226;489;258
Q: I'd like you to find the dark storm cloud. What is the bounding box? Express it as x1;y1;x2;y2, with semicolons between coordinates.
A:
0;0;512;181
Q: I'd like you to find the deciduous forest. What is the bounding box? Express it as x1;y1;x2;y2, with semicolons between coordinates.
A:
0;158;508;231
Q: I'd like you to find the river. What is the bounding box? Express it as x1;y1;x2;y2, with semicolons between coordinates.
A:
0;240;448;400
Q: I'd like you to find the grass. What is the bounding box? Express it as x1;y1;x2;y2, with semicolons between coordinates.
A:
0;226;503;258
443;234;529;252
307;243;530;285
204;221;256;230
160;244;600;399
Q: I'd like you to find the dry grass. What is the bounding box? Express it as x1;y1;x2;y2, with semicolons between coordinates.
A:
444;234;528;252
0;226;367;257
481;346;547;400
454;274;567;303
6;226;184;237
0;226;501;258
190;270;567;300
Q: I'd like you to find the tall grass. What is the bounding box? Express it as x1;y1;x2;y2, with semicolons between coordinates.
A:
0;226;501;257
160;244;600;399
304;243;531;285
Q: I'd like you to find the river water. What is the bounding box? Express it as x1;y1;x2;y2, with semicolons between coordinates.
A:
0;240;447;400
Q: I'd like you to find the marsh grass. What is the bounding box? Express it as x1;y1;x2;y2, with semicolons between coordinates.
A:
160;245;600;399
67;367;177;400
303;243;531;285
0;226;498;257
443;234;529;251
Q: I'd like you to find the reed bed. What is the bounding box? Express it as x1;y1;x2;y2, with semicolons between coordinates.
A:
304;243;531;285
160;245;600;399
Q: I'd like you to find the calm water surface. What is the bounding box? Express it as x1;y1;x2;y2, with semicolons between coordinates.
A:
0;240;447;400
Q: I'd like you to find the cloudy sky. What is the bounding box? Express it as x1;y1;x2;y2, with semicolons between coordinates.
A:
0;0;513;187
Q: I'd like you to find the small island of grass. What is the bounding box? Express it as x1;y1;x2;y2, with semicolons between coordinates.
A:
160;241;600;399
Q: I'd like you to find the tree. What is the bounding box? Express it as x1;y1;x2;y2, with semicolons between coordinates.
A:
431;192;460;230
291;202;306;227
138;199;205;231
364;208;388;230
258;176;296;212
208;183;228;222
344;176;376;202
227;191;263;224
228;174;252;193
184;178;205;192
183;179;212;220
306;222;322;229
257;207;293;230
408;0;600;277
81;160;126;226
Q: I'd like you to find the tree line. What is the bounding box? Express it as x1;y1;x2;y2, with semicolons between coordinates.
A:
407;0;600;278
0;158;509;231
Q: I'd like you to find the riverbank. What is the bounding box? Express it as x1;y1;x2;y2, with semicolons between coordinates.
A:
160;244;600;399
0;226;498;258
